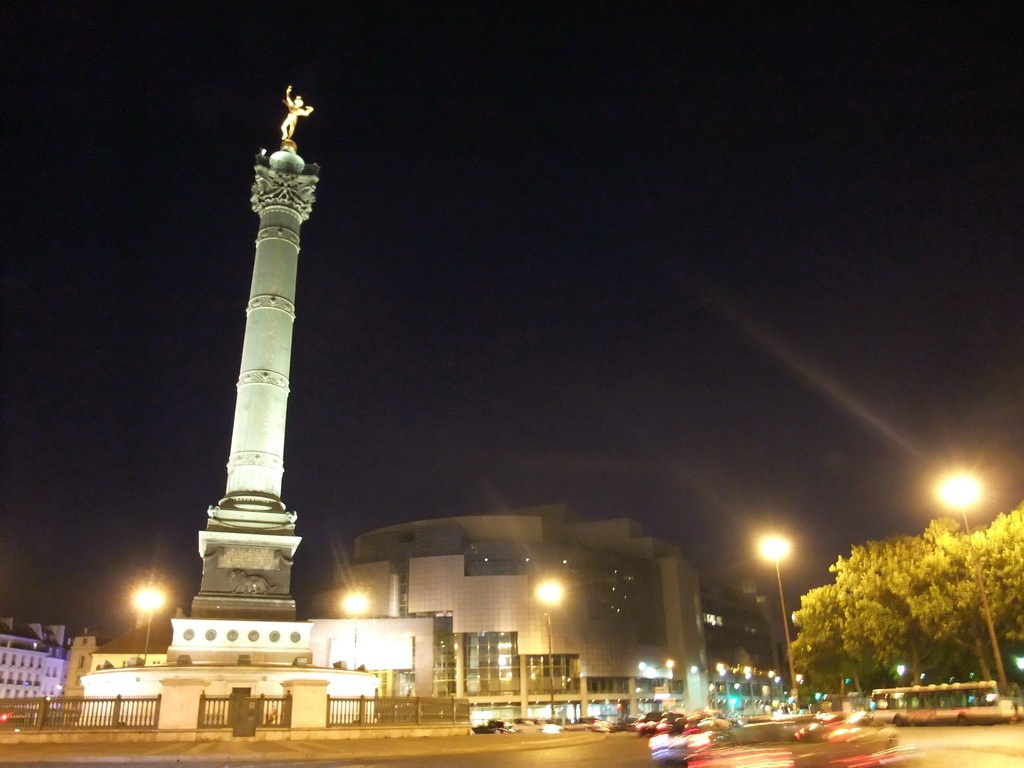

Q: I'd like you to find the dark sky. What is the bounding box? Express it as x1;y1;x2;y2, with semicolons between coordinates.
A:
3;2;1023;635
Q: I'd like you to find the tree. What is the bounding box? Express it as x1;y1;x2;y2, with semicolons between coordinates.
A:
911;518;992;680
978;505;1024;642
791;506;1024;692
792;582;885;693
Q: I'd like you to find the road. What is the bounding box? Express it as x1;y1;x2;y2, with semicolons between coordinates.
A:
900;723;1024;767
2;725;1022;767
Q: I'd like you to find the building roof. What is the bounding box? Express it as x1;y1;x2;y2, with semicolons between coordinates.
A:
0;618;67;646
93;619;173;655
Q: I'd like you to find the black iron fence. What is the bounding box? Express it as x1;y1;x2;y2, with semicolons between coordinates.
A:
328;696;469;726
1;694;467;732
0;695;160;730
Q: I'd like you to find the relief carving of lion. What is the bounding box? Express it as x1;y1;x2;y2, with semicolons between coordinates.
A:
228;569;274;594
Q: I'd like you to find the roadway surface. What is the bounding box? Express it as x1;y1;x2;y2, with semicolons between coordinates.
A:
0;725;1022;767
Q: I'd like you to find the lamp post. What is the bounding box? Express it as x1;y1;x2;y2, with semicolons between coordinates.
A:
760;536;798;710
343;593;369;670
938;475;1007;687
536;581;563;722
134;587;164;667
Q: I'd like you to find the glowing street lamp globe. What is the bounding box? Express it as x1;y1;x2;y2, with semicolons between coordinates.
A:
134;588;164;612
536;581;563;605
760;536;791;562
938;475;980;509
343;593;369;616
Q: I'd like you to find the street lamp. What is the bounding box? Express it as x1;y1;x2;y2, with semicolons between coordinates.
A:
760;536;798;710
938;474;1007;687
134;587;164;667
343;592;369;670
536;581;563;722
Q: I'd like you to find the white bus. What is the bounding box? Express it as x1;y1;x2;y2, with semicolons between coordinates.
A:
870;681;1021;726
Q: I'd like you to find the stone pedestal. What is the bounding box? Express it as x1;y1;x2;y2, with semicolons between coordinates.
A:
157;678;210;730
282;678;329;728
192;531;301;620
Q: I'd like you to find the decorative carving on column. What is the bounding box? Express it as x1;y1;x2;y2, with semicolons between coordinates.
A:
256;226;300;247
246;294;296;317
237;369;290;392
227;451;284;470
251;164;318;221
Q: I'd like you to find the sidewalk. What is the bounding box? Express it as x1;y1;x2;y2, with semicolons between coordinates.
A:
0;732;603;764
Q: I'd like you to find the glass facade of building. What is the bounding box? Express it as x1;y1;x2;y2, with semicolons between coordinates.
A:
465;632;520;696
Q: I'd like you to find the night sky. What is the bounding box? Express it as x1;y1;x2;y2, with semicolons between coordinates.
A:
3;3;1023;635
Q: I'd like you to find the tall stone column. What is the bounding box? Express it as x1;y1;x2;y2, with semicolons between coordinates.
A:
192;143;319;620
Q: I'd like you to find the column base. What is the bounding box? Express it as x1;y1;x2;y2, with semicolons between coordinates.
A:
193;530;301;620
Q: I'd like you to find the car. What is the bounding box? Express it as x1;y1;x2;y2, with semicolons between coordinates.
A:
471;719;513;734
652;711;696;736
510;717;564;733
563;716;613;732
652;712;914;767
649;714;737;762
607;716;637;731
0;710;32;729
634;710;666;736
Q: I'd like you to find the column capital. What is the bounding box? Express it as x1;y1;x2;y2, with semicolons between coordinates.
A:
251;160;319;222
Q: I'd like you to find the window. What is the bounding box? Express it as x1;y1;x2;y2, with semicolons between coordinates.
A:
525;653;579;695
432;618;457;697
588;676;630;694
464;632;520;695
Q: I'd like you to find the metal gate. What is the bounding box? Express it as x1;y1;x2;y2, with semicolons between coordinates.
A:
198;692;291;735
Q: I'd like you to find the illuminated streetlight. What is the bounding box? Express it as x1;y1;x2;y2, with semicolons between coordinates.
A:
134;587;164;667
536;581;563;722
938;475;1007;687
343;592;369;670
760;536;799;710
938;475;980;509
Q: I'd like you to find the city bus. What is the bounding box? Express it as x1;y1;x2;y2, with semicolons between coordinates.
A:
870;681;1022;726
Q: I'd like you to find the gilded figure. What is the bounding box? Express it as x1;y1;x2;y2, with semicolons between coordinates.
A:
280;85;314;141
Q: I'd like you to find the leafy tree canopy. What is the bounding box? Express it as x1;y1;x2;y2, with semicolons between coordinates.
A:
791;504;1024;694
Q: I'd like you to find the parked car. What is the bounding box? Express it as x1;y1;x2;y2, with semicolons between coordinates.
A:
472;719;513;734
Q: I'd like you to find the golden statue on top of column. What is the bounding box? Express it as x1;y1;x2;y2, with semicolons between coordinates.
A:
280;85;314;143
